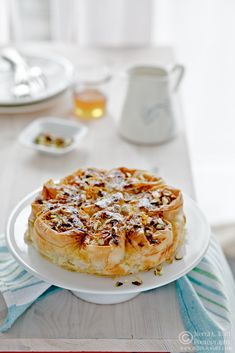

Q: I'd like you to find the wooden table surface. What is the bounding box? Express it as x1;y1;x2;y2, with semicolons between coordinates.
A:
0;43;194;352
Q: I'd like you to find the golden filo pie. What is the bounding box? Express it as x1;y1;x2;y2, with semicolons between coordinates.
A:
26;167;186;276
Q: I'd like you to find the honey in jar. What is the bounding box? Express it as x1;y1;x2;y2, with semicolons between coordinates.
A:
73;65;111;120
74;88;106;119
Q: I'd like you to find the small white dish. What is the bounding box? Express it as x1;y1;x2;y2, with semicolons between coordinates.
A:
18;117;88;155
6;191;211;304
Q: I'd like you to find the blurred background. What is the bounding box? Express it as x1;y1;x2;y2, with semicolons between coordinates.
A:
1;0;235;264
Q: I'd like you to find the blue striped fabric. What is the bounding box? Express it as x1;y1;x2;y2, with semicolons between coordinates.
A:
176;236;235;352
0;233;235;353
0;233;60;332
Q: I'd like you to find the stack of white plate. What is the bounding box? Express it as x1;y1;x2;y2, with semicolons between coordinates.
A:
0;51;74;113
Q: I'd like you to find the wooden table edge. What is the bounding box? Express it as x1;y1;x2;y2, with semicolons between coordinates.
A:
0;338;195;352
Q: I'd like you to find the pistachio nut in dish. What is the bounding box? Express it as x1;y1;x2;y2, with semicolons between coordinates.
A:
25;167;186;276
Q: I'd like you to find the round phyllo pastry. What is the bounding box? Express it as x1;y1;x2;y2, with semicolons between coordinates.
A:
25;167;185;276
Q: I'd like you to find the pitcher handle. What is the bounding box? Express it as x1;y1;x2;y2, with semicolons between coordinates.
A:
171;64;185;92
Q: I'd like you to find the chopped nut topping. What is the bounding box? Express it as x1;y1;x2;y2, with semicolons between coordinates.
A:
157;217;165;225
151;239;160;244
121;204;129;215
152;190;160;198
34;133;73;149
98;238;105;245
175;253;183;260
163;190;172;196
162;196;169;205
132;279;143;286
93;221;101;231
156;224;165;230
115;281;123;287
154;264;163;276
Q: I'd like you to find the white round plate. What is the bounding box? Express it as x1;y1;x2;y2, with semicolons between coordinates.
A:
0;51;74;106
6;190;211;298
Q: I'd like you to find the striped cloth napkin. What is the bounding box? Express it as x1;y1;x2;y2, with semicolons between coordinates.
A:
0;233;234;352
176;236;235;352
0;233;59;332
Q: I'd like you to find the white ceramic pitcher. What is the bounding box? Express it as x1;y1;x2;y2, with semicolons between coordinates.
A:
118;64;185;144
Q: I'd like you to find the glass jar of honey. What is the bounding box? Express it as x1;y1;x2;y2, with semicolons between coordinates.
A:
73;66;111;120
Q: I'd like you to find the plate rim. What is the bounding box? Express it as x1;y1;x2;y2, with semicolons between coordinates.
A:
6;189;211;294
